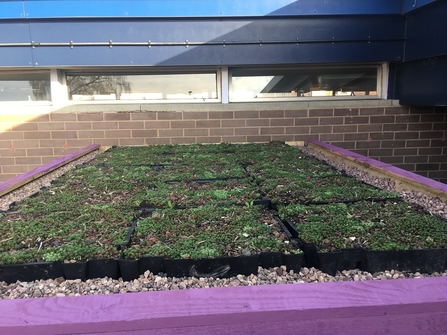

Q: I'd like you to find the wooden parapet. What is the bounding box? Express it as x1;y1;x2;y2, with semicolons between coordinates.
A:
0;144;99;197
305;139;447;202
0;277;446;334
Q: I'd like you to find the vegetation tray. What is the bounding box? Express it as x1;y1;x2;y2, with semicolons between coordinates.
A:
0;142;446;283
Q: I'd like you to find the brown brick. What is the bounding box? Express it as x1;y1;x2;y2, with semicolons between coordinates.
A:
394;148;418;155
210;128;233;136
405;156;429;163
394;163;415;171
0;115;21;122
145;121;170;129
394;132;419;139
344;116;369;124
0;157;14;165
383;124;407;131
260;127;284;135
381;140;406;148
260;110;284;118
222;120;245;127
235;128;259;136
95;139;119;147
310;126;332;134
197;137;221;144
66;122;92;130
270;119;294;126
320;117;343;125
54;148;78;156
271;135;295;142
419;148;442;155
247;135;272;142
384;107;410;115
51;131;78;139
77;113;104;122
119;121;144;130
234;111;259;119
434;106;447;113
0;148;26;156
38;122;65;131
221;136;247;143
145;138;171;145
131;112;157;120
351;149;368;155
159;129;183;137
369;148;393;156
16;157;42;165
428;171;447;180
309;109;333;117
295;134;316;141
331;142;355;150
183;111;208;120
285;110;307;117
370;132;394;140
370;116;394;124
408;123;432;131
345;133;368;141
12;140;40;148
171;137;196;144
334;108;359;116
433;123;447;131
0;140;12;148
395;115;420;123
360;108;384;116
11;123;38;131
356;141;380;149
420;131;444;139
320;134;343;142
380;156;404;164
185;129;208;137
441;163;447;169
132;130;158;138
31;114;50;122
246;119;269;127
209;111;234;119
410;106;434;114
421;114;444;123
93;122;118;130
157;112;183;120
295;118;318;126
42;156;59;164
406;139;431;147
171;121;195;129
416;163;440;171
120;138;145;146
24;131;51;139
50;113;77;122
333;125;357;133
358;124;382;132
285;127;310;134
2;165;29;174
27;148;53;156
431;139;447;147
104;113;131;121
39;139;66;147
105;130;131;138
196;120;220;128
66;138;96;147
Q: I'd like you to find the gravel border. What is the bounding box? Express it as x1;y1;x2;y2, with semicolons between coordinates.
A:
1;144;446;300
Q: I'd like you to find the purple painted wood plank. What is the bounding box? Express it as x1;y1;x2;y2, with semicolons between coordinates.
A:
307;139;447;193
1;277;447;334
0;144;99;196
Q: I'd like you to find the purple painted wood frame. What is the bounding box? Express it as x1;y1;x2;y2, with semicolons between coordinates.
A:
0;277;446;334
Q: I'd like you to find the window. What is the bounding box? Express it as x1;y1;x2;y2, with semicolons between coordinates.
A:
66;72;218;102
0;72;51;101
230;66;378;101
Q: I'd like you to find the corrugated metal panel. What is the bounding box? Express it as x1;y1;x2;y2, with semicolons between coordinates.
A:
0;0;402;19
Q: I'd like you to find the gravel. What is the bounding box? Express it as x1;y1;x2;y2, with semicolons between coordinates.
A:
1;144;446;300
1;266;446;299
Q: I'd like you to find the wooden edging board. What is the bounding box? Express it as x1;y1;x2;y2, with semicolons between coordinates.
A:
304;139;447;201
0;144;100;197
1;277;446;334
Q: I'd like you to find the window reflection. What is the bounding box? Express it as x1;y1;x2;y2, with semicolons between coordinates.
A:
67;73;218;101
231;67;377;101
0;73;51;101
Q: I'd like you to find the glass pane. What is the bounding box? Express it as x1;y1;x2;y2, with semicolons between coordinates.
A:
0;73;51;101
231;67;377;100
67;73;218;101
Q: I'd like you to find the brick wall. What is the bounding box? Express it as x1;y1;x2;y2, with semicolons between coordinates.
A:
0;105;446;183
